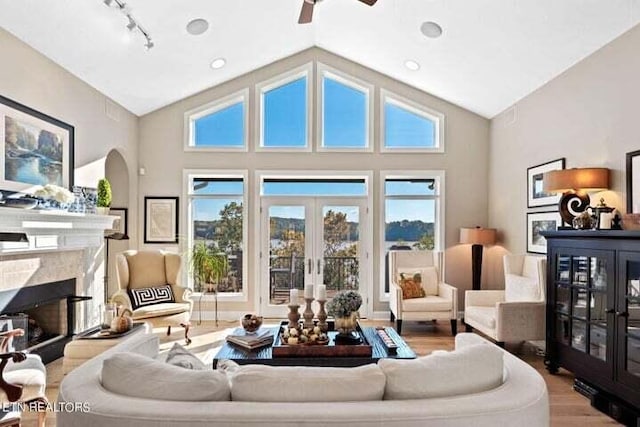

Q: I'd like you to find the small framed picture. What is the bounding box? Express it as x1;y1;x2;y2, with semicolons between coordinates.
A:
527;158;565;208
527;211;561;254
144;197;179;244
106;207;128;237
626;150;640;213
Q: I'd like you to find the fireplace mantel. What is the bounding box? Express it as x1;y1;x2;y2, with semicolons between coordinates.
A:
0;207;116;254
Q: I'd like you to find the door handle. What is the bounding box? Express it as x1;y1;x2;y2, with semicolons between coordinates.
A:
616;311;629;318
605;308;615;314
307;258;312;274
317;258;322;275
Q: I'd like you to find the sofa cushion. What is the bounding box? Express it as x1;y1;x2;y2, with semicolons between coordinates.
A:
227;363;385;402
125;251;169;288
166;343;207;370
378;343;504;400
505;274;540;302
128;284;175;310
399;267;438;295
465;306;496;329
102;352;230;401
402;295;452;312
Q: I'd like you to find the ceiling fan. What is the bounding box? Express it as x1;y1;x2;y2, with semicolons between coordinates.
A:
298;0;378;24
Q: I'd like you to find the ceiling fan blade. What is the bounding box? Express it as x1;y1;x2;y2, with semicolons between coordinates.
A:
357;0;378;5
298;1;314;24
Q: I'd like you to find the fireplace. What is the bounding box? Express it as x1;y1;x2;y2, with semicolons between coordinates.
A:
0;279;92;363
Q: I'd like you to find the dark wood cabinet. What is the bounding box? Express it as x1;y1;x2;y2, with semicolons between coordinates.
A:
543;231;640;425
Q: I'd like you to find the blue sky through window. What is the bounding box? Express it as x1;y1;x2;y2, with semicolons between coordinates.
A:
193;198;242;222
263;77;307;147
385;102;435;148
323;77;366;148
194;102;244;147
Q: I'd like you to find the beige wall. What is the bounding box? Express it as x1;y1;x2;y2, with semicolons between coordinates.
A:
139;48;490;314
488;25;640;287
0;28;139;304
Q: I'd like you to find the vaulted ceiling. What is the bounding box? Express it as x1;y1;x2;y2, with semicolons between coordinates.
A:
1;0;639;118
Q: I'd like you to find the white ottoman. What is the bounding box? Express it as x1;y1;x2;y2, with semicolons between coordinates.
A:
63;322;151;374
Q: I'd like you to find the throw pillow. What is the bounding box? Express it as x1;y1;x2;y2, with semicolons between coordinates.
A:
399;267;439;295
378;343;504;400
227;363;385;402
128;284;175;310
166;343;207;370
102;352;230;401
398;273;425;299
505;274;540;302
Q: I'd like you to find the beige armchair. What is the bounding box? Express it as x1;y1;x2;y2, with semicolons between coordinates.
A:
388;250;458;335
464;254;546;346
112;250;193;344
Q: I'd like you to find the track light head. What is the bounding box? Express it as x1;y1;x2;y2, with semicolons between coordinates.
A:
126;16;137;31
103;0;114;6
144;40;154;50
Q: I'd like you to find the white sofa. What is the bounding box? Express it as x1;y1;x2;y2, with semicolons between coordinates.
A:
58;332;549;427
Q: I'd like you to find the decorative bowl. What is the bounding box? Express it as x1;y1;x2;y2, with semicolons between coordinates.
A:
241;314;263;334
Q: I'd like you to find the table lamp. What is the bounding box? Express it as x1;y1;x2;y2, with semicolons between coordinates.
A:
543;168;609;228
459;227;497;291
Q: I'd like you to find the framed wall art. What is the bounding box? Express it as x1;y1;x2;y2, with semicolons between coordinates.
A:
527;158;565;208
0;95;74;192
144;197;179;244
106;207;128;237
626;150;640;213
527;211;561;254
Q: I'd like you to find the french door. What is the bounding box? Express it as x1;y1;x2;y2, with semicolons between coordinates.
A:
260;197;369;317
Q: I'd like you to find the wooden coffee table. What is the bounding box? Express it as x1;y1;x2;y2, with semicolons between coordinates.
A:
212;325;416;368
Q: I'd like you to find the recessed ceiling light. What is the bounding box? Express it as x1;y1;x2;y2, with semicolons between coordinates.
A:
186;18;209;35
404;60;420;71
420;21;443;38
210;58;226;69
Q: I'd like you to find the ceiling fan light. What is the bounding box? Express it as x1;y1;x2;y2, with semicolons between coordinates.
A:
420;21;443;39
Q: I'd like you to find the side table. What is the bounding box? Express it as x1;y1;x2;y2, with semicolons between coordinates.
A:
63;322;151;374
195;291;218;326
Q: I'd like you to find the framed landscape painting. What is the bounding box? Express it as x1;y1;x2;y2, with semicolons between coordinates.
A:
527;158;565;208
144;197;179;244
0;95;74;192
527;211;561;254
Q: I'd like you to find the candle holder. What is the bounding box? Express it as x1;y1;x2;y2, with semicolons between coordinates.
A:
303;298;315;329
287;304;300;328
316;299;328;332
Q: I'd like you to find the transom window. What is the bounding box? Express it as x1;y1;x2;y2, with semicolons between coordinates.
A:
186;172;248;298
261;178;367;197
318;64;372;151
184;90;247;150
380;172;445;298
258;64;312;150
381;90;444;152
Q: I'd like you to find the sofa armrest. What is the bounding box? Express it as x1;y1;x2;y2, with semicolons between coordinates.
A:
465;290;505;309
111;289;133;311
438;282;458;318
173;286;194;313
389;282;403;318
495;301;545;342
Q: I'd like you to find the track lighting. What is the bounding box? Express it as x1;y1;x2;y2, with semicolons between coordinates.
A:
101;0;154;50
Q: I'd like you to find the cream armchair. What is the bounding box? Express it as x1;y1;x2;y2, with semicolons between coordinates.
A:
464;254;546;346
112;250;193;344
388;250;458;335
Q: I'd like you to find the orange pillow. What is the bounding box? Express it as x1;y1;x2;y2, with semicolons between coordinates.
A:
398;273;426;299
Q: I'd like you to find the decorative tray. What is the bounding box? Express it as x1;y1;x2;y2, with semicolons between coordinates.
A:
272;321;372;358
75;322;146;340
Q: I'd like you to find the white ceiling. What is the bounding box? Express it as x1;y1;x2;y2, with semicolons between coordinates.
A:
1;0;639;118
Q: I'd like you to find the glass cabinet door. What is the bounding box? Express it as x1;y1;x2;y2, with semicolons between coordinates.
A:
552;251;613;363
617;252;640;390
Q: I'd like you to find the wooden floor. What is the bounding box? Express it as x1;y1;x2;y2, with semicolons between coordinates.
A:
24;319;620;427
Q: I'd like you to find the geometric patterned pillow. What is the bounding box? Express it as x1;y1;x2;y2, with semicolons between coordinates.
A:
398;273;426;299
128;284;175;310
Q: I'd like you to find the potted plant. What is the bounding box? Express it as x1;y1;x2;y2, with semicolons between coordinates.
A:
188;241;228;293
327;290;363;342
96;178;112;215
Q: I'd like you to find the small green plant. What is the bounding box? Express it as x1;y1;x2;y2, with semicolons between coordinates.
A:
188;241;228;292
97;178;112;208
